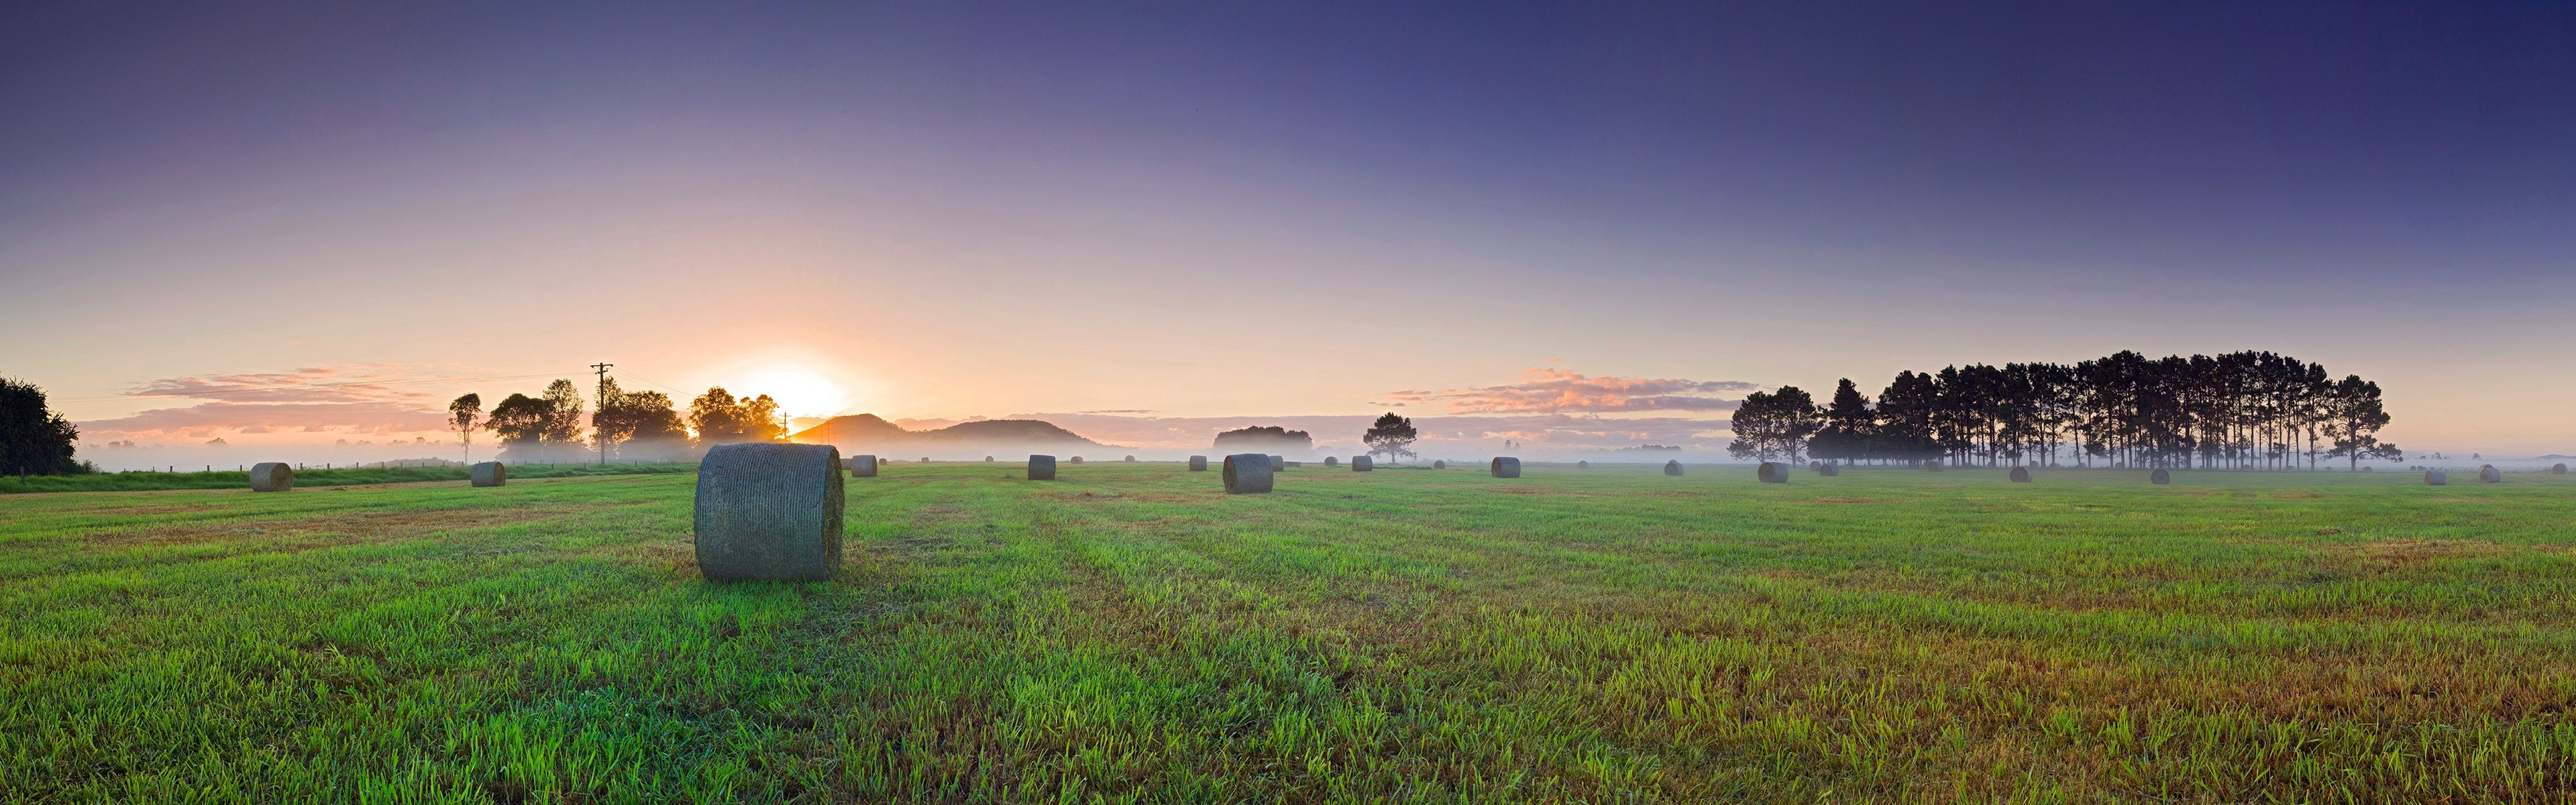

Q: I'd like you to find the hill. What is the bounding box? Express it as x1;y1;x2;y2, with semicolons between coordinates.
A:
788;415;1107;449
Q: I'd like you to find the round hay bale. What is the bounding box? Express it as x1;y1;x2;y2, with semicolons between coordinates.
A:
1809;460;1821;470
1324;456;1339;468
1124;455;1135;462
1663;460;1682;476
1757;462;1788;484
1222;453;1273;494
1926;460;1943;472
2010;466;2032;483
2361;466;2374;472
1819;463;1839;477
1269;455;1285;472
985;455;995;462
2425;470;2447;486
470;462;507;487
2150;468;2170;484
2554;463;2567;474
692;443;844;582
1352;456;1373;472
249;462;293;492
847;454;877;478
1189;455;1208;471
1577;460;1590;469
2480;466;2502;484
1069;456;1083;464
1432;460;1447;470
1491;457;1521;478
1028;455;1057;480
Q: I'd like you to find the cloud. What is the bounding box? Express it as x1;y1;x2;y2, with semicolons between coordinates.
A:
77;364;502;438
1381;368;1758;414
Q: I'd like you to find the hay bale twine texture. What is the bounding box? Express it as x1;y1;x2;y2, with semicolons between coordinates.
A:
1432;460;1447;470
1352;456;1373;472
2481;465;2502;484
1028;455;1057;480
2151;468;2171;484
1819;464;1839;477
847;454;877;478
1189;455;1208;471
2425;470;2447;486
1269;455;1285;472
692;443;844;582
1491;457;1521;478
1757;462;1788;484
2010;466;2032;483
1222;453;1273;494
470;462;507;487
1664;460;1682;476
1324;456;1339;468
249;462;293;492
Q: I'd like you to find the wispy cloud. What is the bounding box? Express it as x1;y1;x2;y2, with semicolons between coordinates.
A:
1381;368;1758;414
78;365;538;438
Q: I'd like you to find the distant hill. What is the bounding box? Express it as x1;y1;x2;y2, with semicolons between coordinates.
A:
789;415;1106;449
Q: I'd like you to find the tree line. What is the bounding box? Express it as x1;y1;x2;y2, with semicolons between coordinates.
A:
449;380;790;463
1727;350;2402;470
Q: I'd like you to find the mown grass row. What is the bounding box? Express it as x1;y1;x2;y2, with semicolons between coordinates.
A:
3;466;2573;802
0;462;697;494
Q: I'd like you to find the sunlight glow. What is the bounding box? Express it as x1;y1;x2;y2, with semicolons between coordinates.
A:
738;365;849;419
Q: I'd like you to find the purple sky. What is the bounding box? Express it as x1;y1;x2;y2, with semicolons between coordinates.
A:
4;1;2573;464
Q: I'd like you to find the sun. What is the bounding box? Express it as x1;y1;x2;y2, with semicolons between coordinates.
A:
738;365;849;418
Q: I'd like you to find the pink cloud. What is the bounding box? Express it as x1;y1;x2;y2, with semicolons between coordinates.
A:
1382;368;1757;414
76;364;523;438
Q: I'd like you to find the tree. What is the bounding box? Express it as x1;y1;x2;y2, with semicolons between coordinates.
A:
539;378;586;447
1807;378;1874;464
2324;375;2402;470
448;393;482;464
485;393;550;452
1726;386;1820;462
1362;413;1419;462
1;376;83;478
689;387;786;445
1213;426;1312;451
593;379;688;460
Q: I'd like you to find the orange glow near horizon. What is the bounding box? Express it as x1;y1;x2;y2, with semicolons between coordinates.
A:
733;364;851;419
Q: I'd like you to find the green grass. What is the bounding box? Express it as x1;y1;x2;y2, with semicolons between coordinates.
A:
5;463;2575;803
0;463;696;494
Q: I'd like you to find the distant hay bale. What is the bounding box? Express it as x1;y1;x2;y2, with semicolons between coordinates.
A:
1664;460;1682;476
1809;461;1821;471
1069;456;1083;464
847;454;877;478
1432;460;1447;470
2151;468;2170;484
1223;453;1273;494
1028;455;1057;480
1491;457;1521;478
2362;466;2374;472
692;443;844;582
1270;455;1285;472
1819;464;1839;477
470;462;507;487
1189;455;1208;471
1325;456;1339;468
2555;463;2567;474
2425;470;2447;486
985;455;995;462
1124;455;1136;462
249;462;293;492
920;457;930;464
1757;462;1788;484
1577;460;1589;469
1352;456;1372;472
1926;460;1943;472
2010;466;2032;483
2480;465;2502;484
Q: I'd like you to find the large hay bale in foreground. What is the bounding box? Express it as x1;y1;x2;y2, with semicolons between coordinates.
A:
249;462;293;492
1432;460;1447;470
1352;456;1373;472
1325;456;1339;468
1491;457;1521;478
1028;455;1057;480
2151;468;2170;484
1189;455;1208;471
1269;455;1285;472
1664;460;1682;476
847;454;877;478
1757;462;1788;484
1819;463;1839;476
1223;453;1273;494
470;462;506;487
692;443;844;582
2010;466;2032;483
2425;470;2447;486
2481;465;2502;484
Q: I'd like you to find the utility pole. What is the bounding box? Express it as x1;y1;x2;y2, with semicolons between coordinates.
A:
592;362;613;466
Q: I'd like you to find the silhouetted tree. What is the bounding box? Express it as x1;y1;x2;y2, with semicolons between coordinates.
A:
594;379;688;460
689;387;786;444
1807;378;1873;464
485;393;550;453
1362;413;1419;462
2325;375;2401;470
448;393;481;464
1;376;84;478
1213;425;1311;451
1726;386;1819;462
539;378;586;447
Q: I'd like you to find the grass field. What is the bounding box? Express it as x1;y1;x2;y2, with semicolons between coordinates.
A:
0;463;696;495
5;462;2575;803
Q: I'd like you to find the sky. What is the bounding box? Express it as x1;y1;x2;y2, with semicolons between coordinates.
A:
3;1;2573;468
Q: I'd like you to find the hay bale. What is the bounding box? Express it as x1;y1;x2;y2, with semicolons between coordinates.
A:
692;443;844;582
1189;455;1208;471
1926;460;1943;472
985;455;995;462
1758;462;1788;484
249;462;293;492
1577;460;1590;469
1809;460;1821;471
2481;465;2502;484
1222;453;1273;494
2425;470;2447;486
1352;456;1372;472
1819;463;1839;477
1069;456;1083;464
1270;455;1285;472
1664;460;1682;476
2362;466;2374;472
1491;457;1521;478
2010;466;2032;483
2555;463;2567;474
470;462;507;487
847;454;877;478
2150;468;2170;484
1432;460;1447;470
1028;455;1057;480
1324;456;1339;468
1124;455;1136;462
